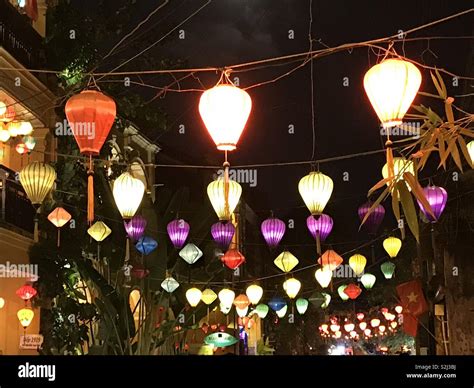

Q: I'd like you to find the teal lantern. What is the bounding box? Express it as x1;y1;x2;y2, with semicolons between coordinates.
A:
338;285;349;301
255;304;269;319
380;261;396;279
204;332;238;348
295;298;309;315
360;273;377;290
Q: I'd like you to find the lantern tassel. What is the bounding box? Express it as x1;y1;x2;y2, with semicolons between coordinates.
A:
57;228;60;248
87;156;94;224
223;161;230;220
316;232;321;256
33;209;39;243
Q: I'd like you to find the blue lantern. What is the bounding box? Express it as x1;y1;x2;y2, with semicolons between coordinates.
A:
135;236;157;255
268;296;286;312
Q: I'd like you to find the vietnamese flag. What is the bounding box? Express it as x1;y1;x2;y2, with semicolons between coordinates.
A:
396;279;428;317
401;312;419;337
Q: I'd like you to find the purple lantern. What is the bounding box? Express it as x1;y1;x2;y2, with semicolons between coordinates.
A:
306;214;333;242
417;185;447;222
124;215;147;242
261;217;286;248
211;221;235;249
358;201;385;234
167;219;190;248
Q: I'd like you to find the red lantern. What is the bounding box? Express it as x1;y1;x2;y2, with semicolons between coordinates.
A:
16;284;37;301
344;283;362;300
131;263;149;279
318;249;343;270
65;90;116;224
233;294;250;310
221;249;245;269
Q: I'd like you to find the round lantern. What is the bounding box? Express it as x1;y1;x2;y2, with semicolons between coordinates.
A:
199;84;252;151
363;59;421;128
276;305;288;318
306;214;333;241
395;305;403;314
246;284;263;305
16;284;37;301
211;221;235;249
268;297;286;312
296;298;309;315
167;219;190;249
417;185;447;222
124;215;147;242
201;289;218;305
390;321;398;329
283;277;301;299
338;285;349;301
274;251;299;273
360;273;377;290
383;236;402;258
359;322;367;331
318;249;343;271
380;261;396;279
314;267;332;288
218;288;235;309
17;308;34;329
87;221;112;242
113;172;145;220
382;157;415;188
221;248;245;270
186;288;202;307
179;243;203;265
344;323;355;332
19;162;56;206
344;283;362;300
348;254;367;276
135;236;157;255
255;304;269;319
0;123;10;142
358;201;385;234
233;294;250;310
261;217;286;248
15;141;28;155
207;177;242;221
370;318;381;328
161;276;180;293
298;171;333;216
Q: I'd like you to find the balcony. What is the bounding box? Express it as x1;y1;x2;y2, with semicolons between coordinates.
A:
0;0;43;69
0;164;34;236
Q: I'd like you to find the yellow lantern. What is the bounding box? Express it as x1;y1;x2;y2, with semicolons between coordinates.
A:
383;236;402;258
467;140;474;165
348;254;367;276
0;123;10;142
17;121;33;136
19;162;56;205
7;121;22;137
298;171;333;216
315;267;332;288
87;221;112;242
113;172;145;220
186;287;202;307
363;58;422;128
246;284;263;305
17;308;34;328
207;177;242;221
274;251;299;273
283;277;301;299
382;157;415;189
218;288;235;309
199;84;252;151
201;288;217;305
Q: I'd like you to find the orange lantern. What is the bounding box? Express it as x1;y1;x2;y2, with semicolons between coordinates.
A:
318;249;343;271
233;294;250;310
65;90;116;223
343;283;361;300
221;249;245;270
48;207;72;247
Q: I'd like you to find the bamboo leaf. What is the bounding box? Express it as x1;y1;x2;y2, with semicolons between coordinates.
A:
430;71;446;99
435;69;447;98
439;138;456;169
457;136;473;168
391;186;400;224
459;128;474;138
438;137;446;169
397;181;419;242
418;91;444;100
368;177;392;197
360;185;391;229
403;172;435;220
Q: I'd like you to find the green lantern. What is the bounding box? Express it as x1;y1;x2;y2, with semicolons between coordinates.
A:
204;332;238;348
295;298;309;315
255;303;269;319
338;285;349;301
380;261;396;279
360;273;377;290
321;292;331;309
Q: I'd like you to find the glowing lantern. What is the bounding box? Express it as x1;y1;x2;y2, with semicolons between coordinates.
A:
179;243;203;265
467;140;474;164
321;324;329;333
350;331;358;339
348;254;367;276
47;207;71;228
417;185;448;222
330;324;340;333
246;284;263;305
113;172;145;220
268;297;286;312
0;101;5;115
233;294;250;310
124;215;147;242
357;313;365;321
7;121;22;137
201;289;217;305
370;318;381;328
220;303;231;315
199;84;252;151
17;308;34;328
321;293;331;309
23;135;36;151
236;306;248;318
207;177;242;221
283;277;301;299
204;332;238;348
306;214;333;241
314;267;332;288
261;217;286;248
383;236;402;258
382;157;415;189
15;142;28;155
364;58;421;128
211;221;235;249
338;285;349;301
379;325;386;334
364;328;372;337
87;221;111;242
395;305;403;314
161;276;179;293
186;288;202;307
380;261;396;279
390;321;398;329
135;236;157;255
276;305;288;318
221;248;245;269
0;123;10;142
274;251;299;273
167;219;190;249
16;284;37;300
218;288;235;308
318;249;343;271
344;323;355;332
255;304;269;319
0;103;15;122
358;201;385;234
360;273;376;290
19;162;56;205
0;297;4;309
296;298;309;315
298;171;333;216
344;283;362;300
17;121;33;136
359;322;367;331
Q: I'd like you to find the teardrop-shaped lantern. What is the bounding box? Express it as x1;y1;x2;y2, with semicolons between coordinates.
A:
318;249;343;271
135;236;157;255
207;177;242;221
199;84;252;151
218;288;235;309
47;207;72;228
274;251;299;273
358;202;385;234
16;284;37;300
7;121;22;137
17;308;34;328
295;298;309;315
186;287;202;307
380;261;396;279
381;157;415;189
260;217;286;248
201;289;218;305
19;162;56;205
124;215;147;242
363;59;421;128
87;221;112;242
167;219;190;249
360;273;376;290
417;185;447;222
321;293;331;309
246;284;263;305
298;171;333;216
344;283;362;300
314;267;332;288
113;172;145;220
338;285;349;301
383;236;402;258
276;305;288;318
161;276;180;293
348;254;367;276
179;243;203;265
233;294;250;310
221;249;245;269
211;221;235;249
306;214;333;241
236;306;249;318
283;277;301;299
268;297;286;312
255;304;269;319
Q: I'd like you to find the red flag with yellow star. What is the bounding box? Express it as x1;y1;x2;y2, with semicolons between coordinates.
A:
396;279;428;317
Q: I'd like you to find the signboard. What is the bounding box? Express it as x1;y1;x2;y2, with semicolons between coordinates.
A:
19;334;43;350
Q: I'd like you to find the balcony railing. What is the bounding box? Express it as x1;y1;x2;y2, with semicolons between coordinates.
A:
0;0;43;68
0;165;35;235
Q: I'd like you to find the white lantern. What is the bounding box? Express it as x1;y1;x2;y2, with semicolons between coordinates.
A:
113;172;145;220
